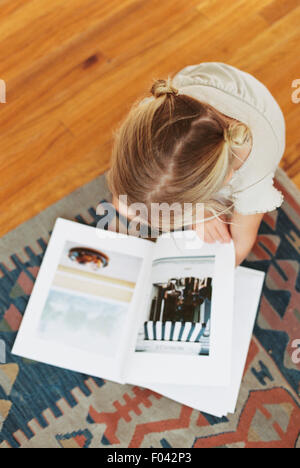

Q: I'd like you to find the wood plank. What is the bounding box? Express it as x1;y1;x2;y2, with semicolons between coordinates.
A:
260;0;300;25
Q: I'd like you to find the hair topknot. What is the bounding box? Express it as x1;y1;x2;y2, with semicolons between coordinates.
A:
224;121;251;147
150;77;179;98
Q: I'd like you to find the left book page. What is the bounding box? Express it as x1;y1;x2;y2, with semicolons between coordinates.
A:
12;218;154;384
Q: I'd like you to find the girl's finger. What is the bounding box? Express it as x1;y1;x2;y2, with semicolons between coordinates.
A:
204;229;215;243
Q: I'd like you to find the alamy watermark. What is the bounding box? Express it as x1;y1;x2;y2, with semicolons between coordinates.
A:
0;339;6;364
291;79;300;104
96;195;206;248
0;79;6;103
291;339;300;364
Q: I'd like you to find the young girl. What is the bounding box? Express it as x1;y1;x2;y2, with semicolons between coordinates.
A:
107;62;286;266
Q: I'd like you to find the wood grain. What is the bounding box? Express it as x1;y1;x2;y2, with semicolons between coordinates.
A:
0;0;299;236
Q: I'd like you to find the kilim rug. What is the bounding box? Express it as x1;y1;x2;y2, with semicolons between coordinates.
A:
0;168;299;449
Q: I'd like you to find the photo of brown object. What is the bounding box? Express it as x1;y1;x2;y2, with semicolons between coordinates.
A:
68;247;110;269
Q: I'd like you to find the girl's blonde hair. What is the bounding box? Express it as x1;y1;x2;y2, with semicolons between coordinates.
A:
107;75;252;231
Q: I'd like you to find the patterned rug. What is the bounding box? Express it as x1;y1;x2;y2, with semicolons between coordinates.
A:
0;168;299;449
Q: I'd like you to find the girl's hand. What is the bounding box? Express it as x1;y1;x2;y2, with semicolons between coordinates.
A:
193;212;232;244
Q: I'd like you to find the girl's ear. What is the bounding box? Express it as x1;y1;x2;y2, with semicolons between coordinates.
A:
113;195;127;217
112;195;119;210
112;195;136;221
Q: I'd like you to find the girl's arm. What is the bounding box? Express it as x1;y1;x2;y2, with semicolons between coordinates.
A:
193;210;264;265
230;211;264;266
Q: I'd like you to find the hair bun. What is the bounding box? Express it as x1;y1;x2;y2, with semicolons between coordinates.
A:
224;122;251;147
150;78;179;98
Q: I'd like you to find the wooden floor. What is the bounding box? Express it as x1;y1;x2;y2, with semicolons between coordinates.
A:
0;0;299;236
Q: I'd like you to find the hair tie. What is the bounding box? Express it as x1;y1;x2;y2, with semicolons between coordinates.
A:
151;79;179;98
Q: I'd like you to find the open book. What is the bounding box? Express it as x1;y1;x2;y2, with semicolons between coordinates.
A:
12;217;237;389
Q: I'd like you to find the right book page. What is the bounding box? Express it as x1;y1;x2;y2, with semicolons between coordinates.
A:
144;266;265;417
125;231;236;386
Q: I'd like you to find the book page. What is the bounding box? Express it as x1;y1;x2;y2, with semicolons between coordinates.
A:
125;230;236;386
145;267;265;417
12;218;154;384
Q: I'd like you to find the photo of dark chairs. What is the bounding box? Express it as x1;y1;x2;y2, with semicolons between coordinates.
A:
142;277;212;354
